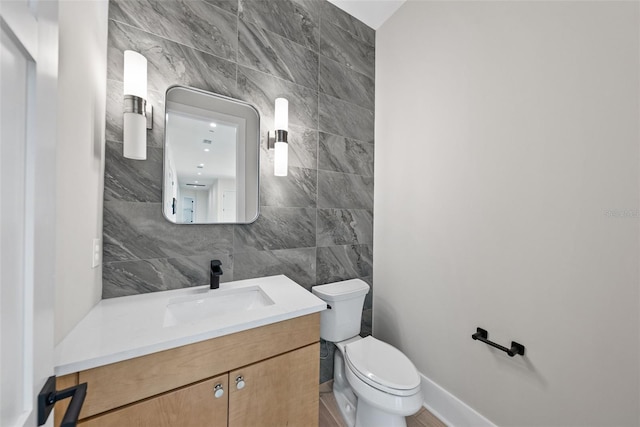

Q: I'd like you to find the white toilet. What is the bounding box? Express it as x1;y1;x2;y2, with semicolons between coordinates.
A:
312;279;422;427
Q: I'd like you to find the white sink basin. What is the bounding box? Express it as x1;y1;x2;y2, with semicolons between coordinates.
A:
163;286;275;327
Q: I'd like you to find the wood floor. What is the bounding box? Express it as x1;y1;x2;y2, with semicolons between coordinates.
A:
319;381;447;427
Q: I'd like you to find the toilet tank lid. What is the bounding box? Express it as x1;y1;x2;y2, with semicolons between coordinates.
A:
312;279;370;302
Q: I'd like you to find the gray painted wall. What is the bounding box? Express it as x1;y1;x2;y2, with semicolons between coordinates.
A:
55;0;108;344
102;0;375;382
375;1;639;425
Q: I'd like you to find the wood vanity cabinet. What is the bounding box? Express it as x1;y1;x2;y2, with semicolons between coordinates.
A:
55;313;320;427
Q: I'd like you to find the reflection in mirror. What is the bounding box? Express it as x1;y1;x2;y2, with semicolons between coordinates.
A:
163;86;260;224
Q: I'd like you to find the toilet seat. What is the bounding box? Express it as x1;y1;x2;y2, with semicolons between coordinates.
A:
345;336;420;397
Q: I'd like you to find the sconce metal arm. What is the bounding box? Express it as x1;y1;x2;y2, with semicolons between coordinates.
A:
124;94;146;116
267;129;288;149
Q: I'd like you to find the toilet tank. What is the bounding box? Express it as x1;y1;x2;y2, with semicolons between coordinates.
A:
312;279;370;342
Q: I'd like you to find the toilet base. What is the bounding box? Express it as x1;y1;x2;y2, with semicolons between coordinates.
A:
334;385;358;427
333;344;358;427
355;398;407;427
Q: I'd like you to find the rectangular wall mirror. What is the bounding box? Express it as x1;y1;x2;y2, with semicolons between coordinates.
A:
163;86;260;224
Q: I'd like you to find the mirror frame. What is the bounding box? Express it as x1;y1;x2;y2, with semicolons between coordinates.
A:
162;85;260;225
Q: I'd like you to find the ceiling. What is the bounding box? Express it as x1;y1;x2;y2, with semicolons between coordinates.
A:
166;112;238;190
327;0;406;30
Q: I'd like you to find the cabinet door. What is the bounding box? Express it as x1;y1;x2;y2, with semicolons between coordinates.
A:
80;374;229;427
229;343;319;427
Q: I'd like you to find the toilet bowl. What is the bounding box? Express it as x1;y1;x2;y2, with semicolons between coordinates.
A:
313;280;422;427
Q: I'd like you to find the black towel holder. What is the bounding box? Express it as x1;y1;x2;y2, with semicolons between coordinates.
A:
472;327;525;357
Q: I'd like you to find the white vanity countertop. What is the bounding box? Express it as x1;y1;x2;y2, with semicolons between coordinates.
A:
55;275;326;376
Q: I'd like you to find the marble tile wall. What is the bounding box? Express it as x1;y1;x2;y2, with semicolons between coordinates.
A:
102;0;374;383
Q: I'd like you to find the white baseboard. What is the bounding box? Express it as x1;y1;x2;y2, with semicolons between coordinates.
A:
420;373;497;427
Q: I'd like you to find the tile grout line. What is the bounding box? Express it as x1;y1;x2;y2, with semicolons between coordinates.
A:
108;17;237;66
315;3;322;286
231;0;240;274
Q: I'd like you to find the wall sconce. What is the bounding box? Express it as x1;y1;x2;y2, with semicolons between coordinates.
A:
268;98;288;176
123;50;151;160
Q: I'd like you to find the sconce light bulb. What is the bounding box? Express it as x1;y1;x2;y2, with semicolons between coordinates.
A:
123;114;147;160
274;98;288;131
274;141;288;177
123;50;147;98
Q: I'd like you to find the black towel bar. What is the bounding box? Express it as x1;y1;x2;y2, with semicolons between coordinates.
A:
472;327;525;357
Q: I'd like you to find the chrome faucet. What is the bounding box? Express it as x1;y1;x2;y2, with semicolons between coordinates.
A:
210;260;223;289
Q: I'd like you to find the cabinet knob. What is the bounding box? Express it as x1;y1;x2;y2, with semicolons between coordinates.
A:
235;375;245;390
213;383;224;398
